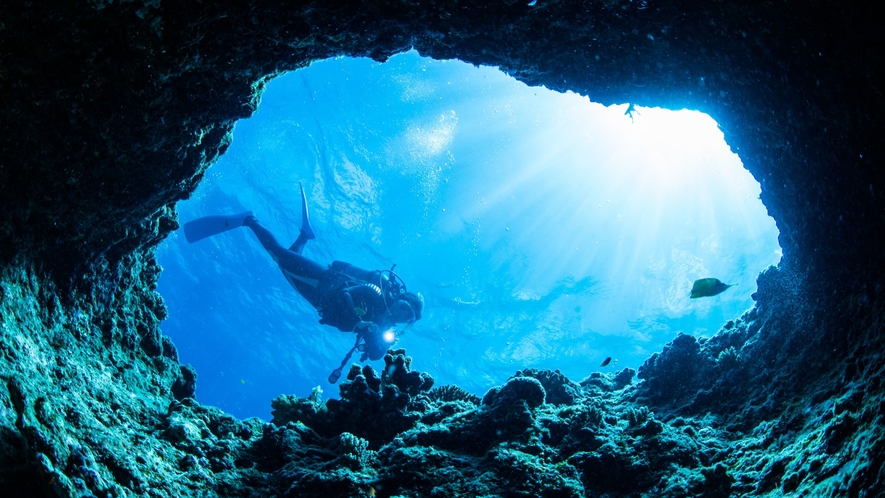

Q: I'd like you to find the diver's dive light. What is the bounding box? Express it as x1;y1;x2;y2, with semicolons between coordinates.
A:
328;333;362;384
383;329;397;343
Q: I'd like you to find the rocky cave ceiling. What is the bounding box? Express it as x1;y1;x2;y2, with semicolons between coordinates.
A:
1;0;881;286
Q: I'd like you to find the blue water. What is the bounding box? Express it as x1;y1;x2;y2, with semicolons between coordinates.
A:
157;51;781;420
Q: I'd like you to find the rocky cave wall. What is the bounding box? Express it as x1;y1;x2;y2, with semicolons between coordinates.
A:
1;0;883;496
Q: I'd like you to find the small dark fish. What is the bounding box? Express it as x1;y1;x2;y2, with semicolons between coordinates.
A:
600;357;612;367
690;278;735;299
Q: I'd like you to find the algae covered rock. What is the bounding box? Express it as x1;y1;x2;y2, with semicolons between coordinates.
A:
579;367;636;393
245;421;377;495
515;368;583;406
637;332;709;404
482;375;546;409
171;364;197;401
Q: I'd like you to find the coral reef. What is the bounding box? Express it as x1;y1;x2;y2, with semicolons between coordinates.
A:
1;0;883;496
260;353;736;497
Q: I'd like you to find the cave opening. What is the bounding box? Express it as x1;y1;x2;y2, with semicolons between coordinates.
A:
157;51;781;420
2;1;882;494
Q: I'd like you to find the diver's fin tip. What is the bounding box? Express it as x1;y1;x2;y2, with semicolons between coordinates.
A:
183;211;253;243
299;181;315;240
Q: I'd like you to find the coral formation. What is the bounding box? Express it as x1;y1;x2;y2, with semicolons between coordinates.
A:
271;350;435;449
1;0;883;496
426;384;481;406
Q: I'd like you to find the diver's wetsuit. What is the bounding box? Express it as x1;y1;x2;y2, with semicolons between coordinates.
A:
244;216;392;359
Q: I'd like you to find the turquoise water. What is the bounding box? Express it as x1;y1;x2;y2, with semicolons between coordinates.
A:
157;51;781;420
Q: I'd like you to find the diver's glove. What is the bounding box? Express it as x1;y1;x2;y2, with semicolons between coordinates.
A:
354;321;387;361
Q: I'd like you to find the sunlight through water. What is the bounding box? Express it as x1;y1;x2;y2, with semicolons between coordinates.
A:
157;51;781;419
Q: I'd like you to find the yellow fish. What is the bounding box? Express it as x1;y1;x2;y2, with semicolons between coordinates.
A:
690;278;735;298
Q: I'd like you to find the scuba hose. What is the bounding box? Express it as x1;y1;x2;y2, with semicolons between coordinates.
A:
380;264;406;311
380;264;413;337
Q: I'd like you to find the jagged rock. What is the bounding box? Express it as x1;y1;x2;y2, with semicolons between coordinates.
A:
171;364;198;401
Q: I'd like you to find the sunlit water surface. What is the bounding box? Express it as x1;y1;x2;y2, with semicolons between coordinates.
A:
157;51;781;420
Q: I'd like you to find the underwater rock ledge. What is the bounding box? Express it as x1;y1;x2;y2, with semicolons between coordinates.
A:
2;260;883;496
1;0;883;496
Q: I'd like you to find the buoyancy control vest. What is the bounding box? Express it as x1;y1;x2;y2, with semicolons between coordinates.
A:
316;262;387;332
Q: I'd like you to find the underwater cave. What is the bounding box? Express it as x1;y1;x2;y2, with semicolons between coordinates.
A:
0;1;882;496
158;51;781;421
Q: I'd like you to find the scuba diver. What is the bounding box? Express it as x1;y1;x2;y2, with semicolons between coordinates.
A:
182;182;424;383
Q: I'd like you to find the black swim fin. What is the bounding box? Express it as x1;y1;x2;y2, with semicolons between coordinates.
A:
183;212;253;243
299;181;316;241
